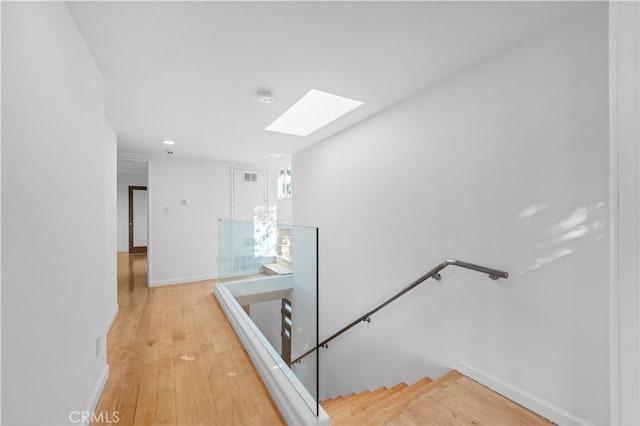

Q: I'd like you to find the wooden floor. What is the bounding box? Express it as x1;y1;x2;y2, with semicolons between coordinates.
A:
92;253;284;426
322;371;554;426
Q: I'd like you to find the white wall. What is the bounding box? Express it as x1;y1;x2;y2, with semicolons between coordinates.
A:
250;300;282;354
104;128;118;356
1;2;117;424
148;158;241;286
293;6;608;425
117;172;148;252
0;0;3;418
609;2;640;425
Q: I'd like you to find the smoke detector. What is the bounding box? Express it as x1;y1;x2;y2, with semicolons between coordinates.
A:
258;90;274;104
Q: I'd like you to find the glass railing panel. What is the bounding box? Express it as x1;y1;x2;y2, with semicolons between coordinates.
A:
218;218;276;279
217;219;319;416
288;224;318;414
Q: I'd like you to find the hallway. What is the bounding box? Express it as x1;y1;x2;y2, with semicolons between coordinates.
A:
93;253;284;425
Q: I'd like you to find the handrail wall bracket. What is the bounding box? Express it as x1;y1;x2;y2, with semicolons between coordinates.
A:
290;258;508;364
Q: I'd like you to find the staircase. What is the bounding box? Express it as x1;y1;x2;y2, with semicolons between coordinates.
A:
321;371;553;425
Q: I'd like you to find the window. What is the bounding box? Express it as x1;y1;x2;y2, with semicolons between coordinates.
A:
277;167;292;199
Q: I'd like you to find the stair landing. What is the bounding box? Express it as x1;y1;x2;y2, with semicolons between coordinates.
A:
321;371;554;426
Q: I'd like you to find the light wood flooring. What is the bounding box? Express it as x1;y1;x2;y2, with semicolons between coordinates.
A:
92;253;284;426
322;371;554;426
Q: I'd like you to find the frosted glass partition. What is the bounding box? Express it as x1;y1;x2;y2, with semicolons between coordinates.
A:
218;219;319;416
218;219;275;278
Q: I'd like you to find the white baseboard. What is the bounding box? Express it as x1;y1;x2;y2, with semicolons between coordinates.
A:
106;304;119;333
149;274;218;287
456;361;591;426
83;365;110;426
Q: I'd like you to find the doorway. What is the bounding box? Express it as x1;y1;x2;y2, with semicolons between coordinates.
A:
231;168;268;223
128;185;148;254
231;168;270;253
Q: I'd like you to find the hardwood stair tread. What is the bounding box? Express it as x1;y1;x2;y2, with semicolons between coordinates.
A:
374;370;463;425
455;377;549;424
321;392;356;409
329;387;388;421
384;413;417;425
328;370;554;426
405;398;465;426
401;406;432;425
321;398;345;409
326;385;405;419
345;387;387;411
425;377;550;425
326;390;371;412
335;376;436;426
352;384;407;414
329;389;381;418
320;399;342;410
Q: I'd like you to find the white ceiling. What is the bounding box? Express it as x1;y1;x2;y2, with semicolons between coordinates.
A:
68;1;594;164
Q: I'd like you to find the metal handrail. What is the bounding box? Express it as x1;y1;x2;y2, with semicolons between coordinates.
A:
291;259;508;364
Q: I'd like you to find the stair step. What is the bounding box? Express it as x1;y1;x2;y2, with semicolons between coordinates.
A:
357;383;407;412
321;392;355;409
384;413;417;425
374;370;462;425
345;387;387;411
329;387;387;422
323;398;352;411
403;407;432;425
406;392;471;425
335;376;435;426
327;370;553;426
425;376;550;425
327;390;371;412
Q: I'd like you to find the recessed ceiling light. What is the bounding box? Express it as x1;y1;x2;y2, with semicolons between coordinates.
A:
265;89;363;137
162;140;175;145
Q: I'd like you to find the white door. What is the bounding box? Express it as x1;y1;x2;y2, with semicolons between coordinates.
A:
232;169;268;222
231;169;270;255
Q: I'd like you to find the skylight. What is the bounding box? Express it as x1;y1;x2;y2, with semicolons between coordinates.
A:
265;89;363;137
